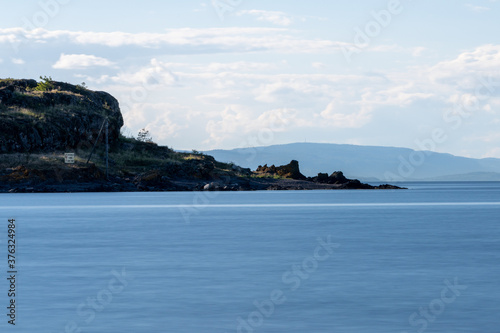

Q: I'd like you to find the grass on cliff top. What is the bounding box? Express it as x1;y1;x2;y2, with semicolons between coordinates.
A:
251;173;284;180
0;152;88;170
0;78;16;84
0;149;180;176
104;140;238;177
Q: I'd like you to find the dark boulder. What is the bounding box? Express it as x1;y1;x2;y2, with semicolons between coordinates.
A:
338;179;374;189
311;171;349;184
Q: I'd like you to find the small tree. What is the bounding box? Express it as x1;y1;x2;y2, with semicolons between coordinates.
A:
34;76;54;91
76;82;87;90
191;150;204;156
137;128;153;143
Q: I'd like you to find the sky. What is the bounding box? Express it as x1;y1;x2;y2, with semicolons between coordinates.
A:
1;0;500;158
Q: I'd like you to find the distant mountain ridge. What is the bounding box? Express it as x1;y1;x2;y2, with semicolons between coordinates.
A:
204;143;500;181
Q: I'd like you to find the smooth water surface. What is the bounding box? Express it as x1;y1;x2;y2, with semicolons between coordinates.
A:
0;182;498;332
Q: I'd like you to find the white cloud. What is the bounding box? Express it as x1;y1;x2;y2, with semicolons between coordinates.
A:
237;10;294;26
0;27;340;54
71;44;500;151
0;28;423;63
429;44;500;85
196;91;241;104
483;147;500;158
205;61;275;72
122;102;189;141
193;2;208;12
320;99;372;128
205;105;254;145
205;106;308;146
11;58;25;65
53;53;115;69
312;62;327;69
108;59;177;87
468;132;500;143
364;84;435;107
465;4;490;12
255;108;303;131
412;47;428;57
2;21;498;156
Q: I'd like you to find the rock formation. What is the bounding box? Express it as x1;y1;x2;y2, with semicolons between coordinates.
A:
255;160;307;180
0;79;123;153
255;161;404;190
310;171;348;184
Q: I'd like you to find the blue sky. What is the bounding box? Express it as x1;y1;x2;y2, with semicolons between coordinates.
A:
1;0;500;158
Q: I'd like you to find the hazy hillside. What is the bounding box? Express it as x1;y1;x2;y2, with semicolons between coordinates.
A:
205;143;500;181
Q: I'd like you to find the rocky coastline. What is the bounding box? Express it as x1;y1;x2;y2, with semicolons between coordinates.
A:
0;160;404;193
0;78;405;193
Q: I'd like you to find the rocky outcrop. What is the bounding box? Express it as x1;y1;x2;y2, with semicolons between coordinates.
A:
310;171;348;184
0;79;123;153
255;161;405;190
255;160;307;180
309;171;403;189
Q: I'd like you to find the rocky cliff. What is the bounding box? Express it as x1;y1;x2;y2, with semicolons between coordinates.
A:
255;160;307;180
0;79;123;153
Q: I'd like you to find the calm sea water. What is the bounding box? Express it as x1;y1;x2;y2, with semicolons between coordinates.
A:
0;182;499;332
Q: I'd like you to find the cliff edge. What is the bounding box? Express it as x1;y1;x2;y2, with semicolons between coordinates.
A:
0;78;123;153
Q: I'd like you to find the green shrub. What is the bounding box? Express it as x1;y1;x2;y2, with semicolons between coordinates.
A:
34;76;54;92
137;128;153;143
76;82;87;91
